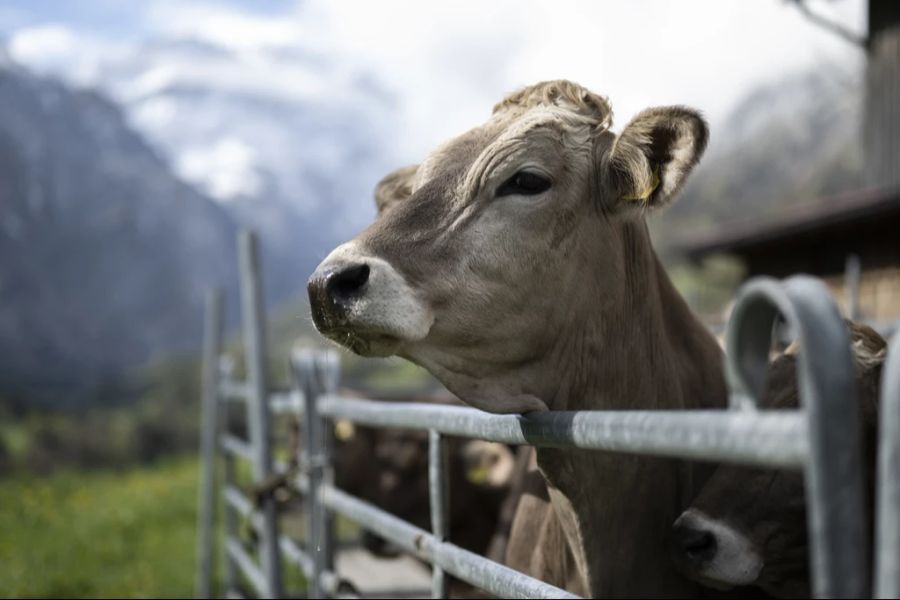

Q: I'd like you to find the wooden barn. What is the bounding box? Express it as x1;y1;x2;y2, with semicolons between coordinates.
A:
676;186;900;324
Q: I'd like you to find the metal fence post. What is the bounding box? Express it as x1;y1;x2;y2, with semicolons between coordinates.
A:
219;358;240;596
316;351;339;583
239;230;282;599
222;451;239;595
294;349;340;598
216;356;238;597
875;329;900;598
296;350;322;598
726;276;868;599
429;429;450;599
196;289;223;599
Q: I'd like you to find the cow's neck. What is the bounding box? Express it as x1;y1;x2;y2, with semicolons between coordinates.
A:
542;222;723;413
535;220;727;596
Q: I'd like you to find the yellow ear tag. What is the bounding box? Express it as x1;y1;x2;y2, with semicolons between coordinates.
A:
334;419;355;441
466;464;491;485
623;164;660;202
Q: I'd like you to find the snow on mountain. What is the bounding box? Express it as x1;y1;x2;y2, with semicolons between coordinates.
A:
9;27;404;302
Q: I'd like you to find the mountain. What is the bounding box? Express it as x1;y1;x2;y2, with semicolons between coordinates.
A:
661;62;864;239
86;37;402;303
0;59;239;404
0;34;402;406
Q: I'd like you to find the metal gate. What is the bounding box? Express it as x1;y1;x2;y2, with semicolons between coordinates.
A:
195;231;900;599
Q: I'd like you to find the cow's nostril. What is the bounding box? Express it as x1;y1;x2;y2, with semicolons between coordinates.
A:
327;263;370;302
674;525;717;562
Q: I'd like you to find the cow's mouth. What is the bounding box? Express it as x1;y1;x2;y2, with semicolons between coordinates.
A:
310;300;407;356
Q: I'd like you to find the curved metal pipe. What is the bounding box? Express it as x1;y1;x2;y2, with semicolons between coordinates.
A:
725;276;868;599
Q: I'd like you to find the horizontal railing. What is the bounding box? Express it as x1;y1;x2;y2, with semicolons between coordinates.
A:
317;395;810;468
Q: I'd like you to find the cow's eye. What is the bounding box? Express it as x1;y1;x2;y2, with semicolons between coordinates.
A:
496;170;552;197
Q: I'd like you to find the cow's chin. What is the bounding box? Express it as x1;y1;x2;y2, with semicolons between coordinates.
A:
323;327;405;357
318;311;433;358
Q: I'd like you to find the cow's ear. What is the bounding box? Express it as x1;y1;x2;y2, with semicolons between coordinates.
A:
374;164;419;215
602;106;708;210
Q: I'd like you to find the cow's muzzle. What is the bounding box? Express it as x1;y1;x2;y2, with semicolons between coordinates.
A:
671;509;763;590
307;242;434;356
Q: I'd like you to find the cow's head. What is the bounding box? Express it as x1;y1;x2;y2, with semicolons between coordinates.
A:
308;80;708;412
671;467;808;598
671;323;886;598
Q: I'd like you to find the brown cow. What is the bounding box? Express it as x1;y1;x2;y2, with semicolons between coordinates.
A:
308;80;727;596
672;323;887;598
332;421;516;599
333;419;515;559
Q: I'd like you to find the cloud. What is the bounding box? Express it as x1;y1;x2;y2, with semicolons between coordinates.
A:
144;2;312;52
304;0;865;158
8;23;125;86
4;1;866;169
177;137;263;200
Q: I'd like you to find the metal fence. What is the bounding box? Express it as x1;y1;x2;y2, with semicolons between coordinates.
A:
195;231;900;599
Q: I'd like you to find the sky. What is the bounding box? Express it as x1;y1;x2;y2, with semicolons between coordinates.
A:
0;0;868;163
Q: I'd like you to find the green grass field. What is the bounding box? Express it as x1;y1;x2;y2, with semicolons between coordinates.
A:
0;458;203;598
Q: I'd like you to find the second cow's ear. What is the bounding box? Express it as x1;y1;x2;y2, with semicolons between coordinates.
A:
601;106;708;210
374;164;419;215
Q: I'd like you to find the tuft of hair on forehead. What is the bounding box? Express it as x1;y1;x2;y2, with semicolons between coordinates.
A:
492;80;613;130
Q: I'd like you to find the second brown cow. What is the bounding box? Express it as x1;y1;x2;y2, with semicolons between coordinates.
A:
672;323;887;598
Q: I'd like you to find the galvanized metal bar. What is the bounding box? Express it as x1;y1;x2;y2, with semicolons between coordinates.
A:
219;433;254;461
875;329;900;598
218;355;236;379
321;572;355;600
429;429;450;598
280;535;314;577
225;480;349;598
317;396;809;468
269;390;304;414
238;230;282;599
223;485;264;532
225;537;269;598
219;353;240;596
222;485;317;579
222;436;239;595
294;472;310;494
295;349;326;598
319;483;579;599
220;379;250;401
222;485;252;515
726;275;868;598
220;382;300;410
315;351;340;583
279;537;350;598
196;289;223;600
